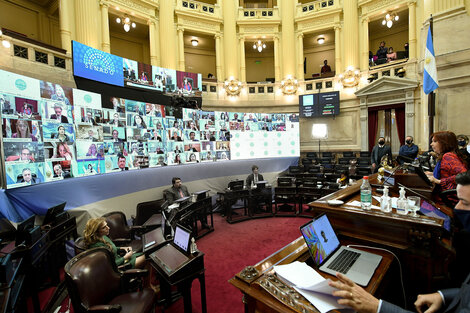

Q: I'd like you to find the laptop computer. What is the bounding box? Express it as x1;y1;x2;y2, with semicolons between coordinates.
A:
300;214;382;286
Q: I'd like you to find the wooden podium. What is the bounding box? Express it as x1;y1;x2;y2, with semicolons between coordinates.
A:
229;237;393;313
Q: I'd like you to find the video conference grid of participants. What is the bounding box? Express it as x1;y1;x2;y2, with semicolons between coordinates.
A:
0;69;300;189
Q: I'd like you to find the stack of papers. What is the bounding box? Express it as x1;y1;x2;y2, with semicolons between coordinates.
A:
274;261;353;313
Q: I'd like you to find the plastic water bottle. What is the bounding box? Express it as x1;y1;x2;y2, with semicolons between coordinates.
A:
360;176;372;210
380;186;392;213
396;187;408;215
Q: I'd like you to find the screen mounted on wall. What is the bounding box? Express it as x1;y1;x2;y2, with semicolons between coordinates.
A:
299;91;340;118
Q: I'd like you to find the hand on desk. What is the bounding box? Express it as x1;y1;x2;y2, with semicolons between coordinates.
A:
329;272;379;313
425;171;441;184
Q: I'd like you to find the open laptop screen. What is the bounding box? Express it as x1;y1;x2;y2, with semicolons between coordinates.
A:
300;214;340;266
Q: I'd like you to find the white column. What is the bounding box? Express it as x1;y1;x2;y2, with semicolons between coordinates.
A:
343;0;359;70
148;18;158;65
274;35;280;82
239;35;246;82
334;25;342;73
100;1;110;52
177;26;185;71
408;1;417;60
215;33;222;81
360;17;369;70
59;0;72;53
297;32;304;80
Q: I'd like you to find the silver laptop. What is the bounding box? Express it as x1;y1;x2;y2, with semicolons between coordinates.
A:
300;214;382;286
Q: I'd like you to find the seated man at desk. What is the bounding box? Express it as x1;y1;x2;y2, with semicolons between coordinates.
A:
246;165;270;213
329;170;470;313
165;177;209;228
246;165;264;187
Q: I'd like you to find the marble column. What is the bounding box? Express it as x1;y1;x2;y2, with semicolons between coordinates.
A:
159;0;177;70
223;0;239;80
59;0;72;53
296;32;304;81
177;26;185;71
75;0;100;49
343;0;359;70
281;0;296;78
239;35;246;82
148;18;159;66
360;17;369;71
215;33;223;81
100;1;110;53
274;35;280;82
408;1;417;60
334;25;342;74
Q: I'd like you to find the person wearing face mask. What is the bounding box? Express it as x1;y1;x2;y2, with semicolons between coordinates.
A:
457;135;470;160
398;136;419;164
327;171;470;313
371;137;392;173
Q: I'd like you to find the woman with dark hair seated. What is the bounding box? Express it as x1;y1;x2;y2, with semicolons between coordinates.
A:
83;217;145;268
426;131;468;204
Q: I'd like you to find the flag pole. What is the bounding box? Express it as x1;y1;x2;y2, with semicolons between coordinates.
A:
428;14;435;145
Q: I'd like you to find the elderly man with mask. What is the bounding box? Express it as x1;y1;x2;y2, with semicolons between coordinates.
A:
398;136;419;164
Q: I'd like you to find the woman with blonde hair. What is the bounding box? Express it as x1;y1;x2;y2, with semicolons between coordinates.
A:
83;217;145;268
12;119;38;141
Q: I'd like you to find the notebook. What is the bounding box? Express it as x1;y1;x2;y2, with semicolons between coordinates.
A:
300;214;382;286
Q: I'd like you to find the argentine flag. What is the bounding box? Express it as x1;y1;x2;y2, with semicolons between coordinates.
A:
423;26;438;94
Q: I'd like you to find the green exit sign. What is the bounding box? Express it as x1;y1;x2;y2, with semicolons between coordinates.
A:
255;60;262;64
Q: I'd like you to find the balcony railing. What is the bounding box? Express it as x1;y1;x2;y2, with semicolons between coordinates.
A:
177;0;220;16
296;0;339;17
238;7;280;21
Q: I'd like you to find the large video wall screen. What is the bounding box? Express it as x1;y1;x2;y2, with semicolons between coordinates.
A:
0;69;300;189
73;41;202;97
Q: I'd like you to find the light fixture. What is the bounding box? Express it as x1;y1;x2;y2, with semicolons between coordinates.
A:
382;12;399;28
224;77;242;96
191;39;199;47
317;37;325;44
116;15;136;32
253;40;266;52
280;75;299;95
2;40;10;48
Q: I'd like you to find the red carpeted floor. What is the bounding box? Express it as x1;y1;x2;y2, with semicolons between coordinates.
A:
48;212;311;313
162;213;311;313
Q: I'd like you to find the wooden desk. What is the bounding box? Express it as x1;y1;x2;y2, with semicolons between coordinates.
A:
308;174;452;297
229;236;393;313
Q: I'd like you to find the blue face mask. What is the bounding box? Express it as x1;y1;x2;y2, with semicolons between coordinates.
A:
454;208;470;231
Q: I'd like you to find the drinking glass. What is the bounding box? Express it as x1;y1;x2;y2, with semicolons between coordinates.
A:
407;196;421;217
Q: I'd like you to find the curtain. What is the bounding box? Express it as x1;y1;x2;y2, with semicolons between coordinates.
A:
368;109;378;152
395;107;405;146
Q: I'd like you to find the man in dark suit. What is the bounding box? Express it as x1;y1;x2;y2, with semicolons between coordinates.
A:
50;105;69;123
329;170;470;313
371;137;392;173
53;163;71;178
164;177;190;204
111;129;124;143
246;165;264;187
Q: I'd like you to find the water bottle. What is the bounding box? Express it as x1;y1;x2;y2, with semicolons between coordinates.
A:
380;186;392;213
396;187;408;215
360;176;372;210
412;158;419;167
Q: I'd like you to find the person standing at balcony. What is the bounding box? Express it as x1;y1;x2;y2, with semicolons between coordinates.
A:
321;60;332;74
376;41;388;64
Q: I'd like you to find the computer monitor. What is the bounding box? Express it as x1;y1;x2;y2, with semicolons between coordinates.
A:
228;180;244;191
42;202;67;226
256;180;267;189
193;190;209;201
175;196;190;205
17;215;35;233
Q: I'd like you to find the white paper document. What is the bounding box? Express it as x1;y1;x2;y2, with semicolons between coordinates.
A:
273;261;353;313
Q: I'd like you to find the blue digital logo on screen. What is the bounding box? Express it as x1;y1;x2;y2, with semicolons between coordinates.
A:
72;41;124;87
